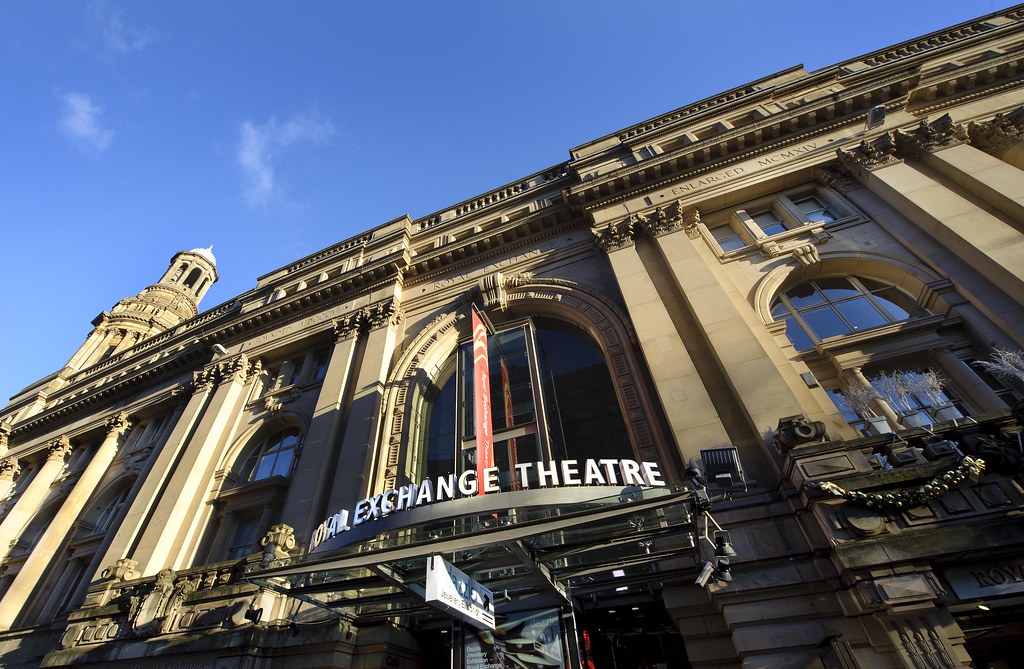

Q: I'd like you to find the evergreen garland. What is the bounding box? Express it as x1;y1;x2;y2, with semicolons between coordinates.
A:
813;456;985;510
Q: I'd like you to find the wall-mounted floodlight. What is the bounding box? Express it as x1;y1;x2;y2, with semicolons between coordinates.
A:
713;557;732;582
865;105;886;131
714;531;737;558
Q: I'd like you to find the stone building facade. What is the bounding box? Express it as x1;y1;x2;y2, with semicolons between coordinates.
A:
2;6;1024;668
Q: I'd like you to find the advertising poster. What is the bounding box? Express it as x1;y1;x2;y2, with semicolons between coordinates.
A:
464;608;565;669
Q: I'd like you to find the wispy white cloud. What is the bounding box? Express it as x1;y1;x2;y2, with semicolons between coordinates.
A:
58;92;114;155
236;114;336;207
86;1;156;57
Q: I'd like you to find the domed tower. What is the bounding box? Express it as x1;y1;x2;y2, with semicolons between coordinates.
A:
64;247;219;373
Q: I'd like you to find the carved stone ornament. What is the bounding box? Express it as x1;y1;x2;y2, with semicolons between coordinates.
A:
0;458;20;481
260;523;297;560
594;216;637;253
791;243;821;267
104;411;132;438
893;114;967;158
101;558;139;582
681;205;701;239
332;313;362;341
815;164;858;193
478;272;507;311
364;298;403;330
639;205;682;238
0;420;10;449
967;107;1024;157
47;435;74;461
836;132;899;174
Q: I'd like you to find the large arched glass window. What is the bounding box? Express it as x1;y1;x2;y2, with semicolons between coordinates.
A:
411;318;631;488
238;427;301;482
772;276;927;350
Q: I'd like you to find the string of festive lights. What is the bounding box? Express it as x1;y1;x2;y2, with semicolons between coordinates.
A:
813;456;986;510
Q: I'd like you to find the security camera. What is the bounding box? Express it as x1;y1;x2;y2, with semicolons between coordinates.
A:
686;458;707;489
695;561;715;587
211;343;229;356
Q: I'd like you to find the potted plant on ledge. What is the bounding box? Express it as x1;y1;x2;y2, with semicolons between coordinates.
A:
841;380;892;435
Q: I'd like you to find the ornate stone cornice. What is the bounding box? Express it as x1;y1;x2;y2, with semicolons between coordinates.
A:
967;106;1024;158
48;435;74;461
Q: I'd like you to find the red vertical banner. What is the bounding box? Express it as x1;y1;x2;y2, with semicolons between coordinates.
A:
472;308;494;495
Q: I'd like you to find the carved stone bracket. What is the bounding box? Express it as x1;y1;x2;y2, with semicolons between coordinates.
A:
101;558;139;583
479;272;507;311
791;244;821;267
260;523;297;562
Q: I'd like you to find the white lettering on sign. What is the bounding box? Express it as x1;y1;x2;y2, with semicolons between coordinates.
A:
309;458;665;550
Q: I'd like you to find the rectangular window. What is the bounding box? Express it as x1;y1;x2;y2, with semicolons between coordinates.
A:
225;513;261;560
710;223;745;252
749;209;788;236
791;194;836;223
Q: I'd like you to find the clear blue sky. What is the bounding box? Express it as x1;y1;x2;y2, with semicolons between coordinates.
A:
0;1;1004;404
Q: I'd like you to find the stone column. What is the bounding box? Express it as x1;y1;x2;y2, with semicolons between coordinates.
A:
593;216;731;468
967;107;1024;172
643;207;841;466
0;414;132;630
0;459;20;503
132;355;261;574
91;374;217;580
841;367;901;429
917;141;1024;230
287;316;361;537
327;299;402;512
0;436;73;562
838;117;1024;305
928;348;1007;414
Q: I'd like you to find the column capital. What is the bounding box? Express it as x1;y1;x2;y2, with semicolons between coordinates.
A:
0;458;20;482
836;132;900;175
363;298;402;331
47;436;74;462
104;412;132;439
594;216;638;253
0;421;11;450
331;313;362;342
637;204;685;238
893;114;968;158
193;354;262;392
967;107;1024;158
815;164;859;193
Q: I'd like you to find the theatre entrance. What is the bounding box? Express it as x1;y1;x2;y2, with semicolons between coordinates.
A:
248;485;703;669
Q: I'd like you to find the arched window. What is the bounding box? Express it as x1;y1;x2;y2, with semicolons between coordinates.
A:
410;318;631;488
238;427;301;482
183;267;203;289
771;276;927;350
92;486;131;534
